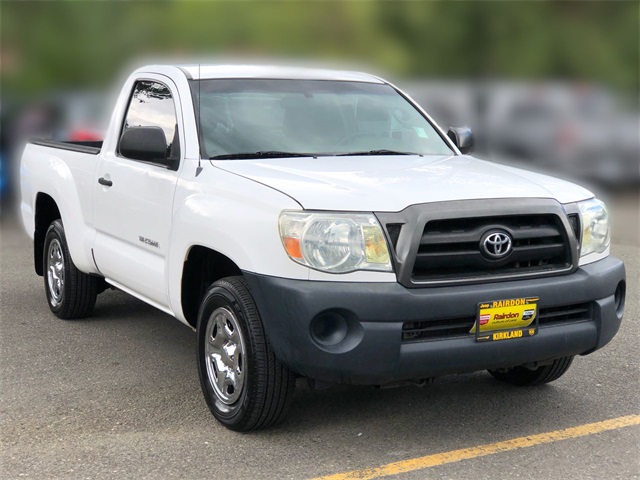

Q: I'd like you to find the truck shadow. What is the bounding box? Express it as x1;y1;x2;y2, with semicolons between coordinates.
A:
255;361;623;464
286;374;591;437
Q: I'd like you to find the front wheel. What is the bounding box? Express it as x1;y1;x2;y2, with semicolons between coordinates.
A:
488;356;574;386
196;276;295;431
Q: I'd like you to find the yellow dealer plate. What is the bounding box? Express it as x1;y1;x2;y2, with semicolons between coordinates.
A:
472;297;539;342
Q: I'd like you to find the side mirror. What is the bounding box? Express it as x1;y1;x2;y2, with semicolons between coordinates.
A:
120;126;176;168
447;127;473;154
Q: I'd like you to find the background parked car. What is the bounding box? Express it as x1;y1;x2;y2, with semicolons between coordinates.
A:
404;81;639;188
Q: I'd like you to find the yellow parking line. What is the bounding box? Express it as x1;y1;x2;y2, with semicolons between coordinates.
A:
312;414;640;480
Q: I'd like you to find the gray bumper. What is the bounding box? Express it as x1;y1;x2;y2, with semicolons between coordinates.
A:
244;256;625;385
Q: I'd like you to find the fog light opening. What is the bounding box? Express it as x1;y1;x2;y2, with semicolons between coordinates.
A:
310;312;348;347
614;281;625;317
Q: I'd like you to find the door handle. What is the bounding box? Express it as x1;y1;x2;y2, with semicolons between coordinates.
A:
98;177;113;187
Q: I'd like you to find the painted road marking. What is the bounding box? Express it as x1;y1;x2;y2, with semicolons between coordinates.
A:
312;414;640;480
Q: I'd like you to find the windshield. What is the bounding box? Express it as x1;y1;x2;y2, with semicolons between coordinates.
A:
190;79;453;158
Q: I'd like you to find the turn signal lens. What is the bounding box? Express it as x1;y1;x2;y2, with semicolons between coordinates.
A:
363;225;390;264
283;237;303;259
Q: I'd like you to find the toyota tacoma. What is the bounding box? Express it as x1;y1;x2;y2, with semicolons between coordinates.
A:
20;65;626;431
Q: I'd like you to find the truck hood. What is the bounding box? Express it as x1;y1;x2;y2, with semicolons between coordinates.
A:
213;155;593;211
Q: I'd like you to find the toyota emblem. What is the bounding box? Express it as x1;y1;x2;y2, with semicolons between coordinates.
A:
482;231;513;258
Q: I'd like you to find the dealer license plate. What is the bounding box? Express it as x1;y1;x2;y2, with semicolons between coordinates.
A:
471;297;539;342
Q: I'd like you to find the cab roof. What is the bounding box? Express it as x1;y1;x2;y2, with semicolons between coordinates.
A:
175;64;385;84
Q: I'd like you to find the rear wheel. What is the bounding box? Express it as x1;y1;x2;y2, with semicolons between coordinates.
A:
43;219;98;319
196;276;295;431
488;356;574;386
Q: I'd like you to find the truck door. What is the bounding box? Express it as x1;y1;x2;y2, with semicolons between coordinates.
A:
93;77;183;308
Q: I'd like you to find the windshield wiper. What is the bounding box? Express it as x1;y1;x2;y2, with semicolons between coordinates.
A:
337;149;421;157
210;149;420;160
210;151;314;160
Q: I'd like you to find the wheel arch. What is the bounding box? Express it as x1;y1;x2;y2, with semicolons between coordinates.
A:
34;192;61;276
180;245;243;328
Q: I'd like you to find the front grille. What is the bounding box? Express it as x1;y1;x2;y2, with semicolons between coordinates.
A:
401;302;592;343
411;214;572;284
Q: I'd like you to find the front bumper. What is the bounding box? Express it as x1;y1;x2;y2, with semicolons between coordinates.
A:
244;256;625;385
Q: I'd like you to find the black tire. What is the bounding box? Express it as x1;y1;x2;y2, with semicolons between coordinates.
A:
43;219;98;319
488;356;574;386
196;276;296;432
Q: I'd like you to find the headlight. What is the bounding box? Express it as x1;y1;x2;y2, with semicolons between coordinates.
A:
578;198;610;257
279;211;392;273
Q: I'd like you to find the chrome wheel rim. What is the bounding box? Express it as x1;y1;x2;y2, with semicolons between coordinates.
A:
205;307;246;405
47;239;65;307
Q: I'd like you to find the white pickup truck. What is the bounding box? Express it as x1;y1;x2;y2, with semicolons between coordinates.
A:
20;65;626;431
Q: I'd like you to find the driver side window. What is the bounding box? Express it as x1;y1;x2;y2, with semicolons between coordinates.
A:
119;80;181;163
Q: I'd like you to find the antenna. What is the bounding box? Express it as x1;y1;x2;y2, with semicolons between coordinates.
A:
195;63;203;177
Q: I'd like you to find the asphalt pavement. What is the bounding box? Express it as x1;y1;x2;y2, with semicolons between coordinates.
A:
1;216;638;480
